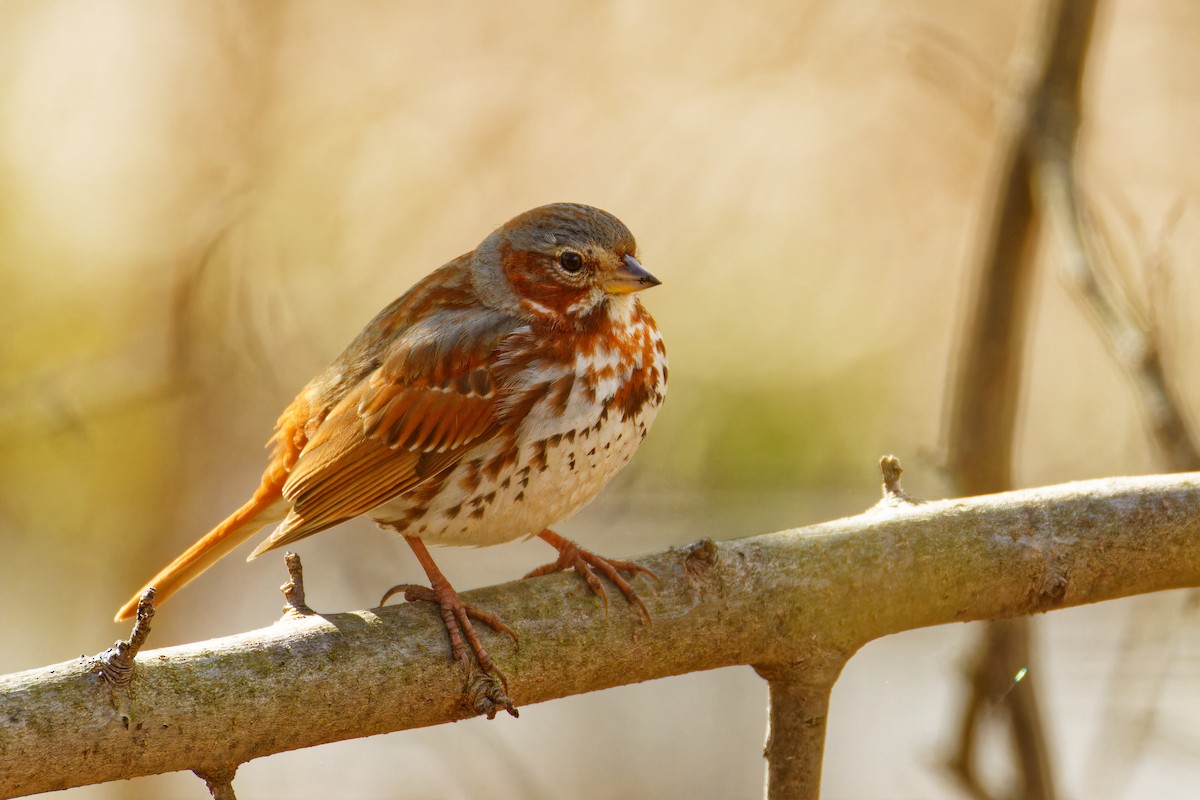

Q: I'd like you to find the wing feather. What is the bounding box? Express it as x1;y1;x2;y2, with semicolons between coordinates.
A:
250;305;527;556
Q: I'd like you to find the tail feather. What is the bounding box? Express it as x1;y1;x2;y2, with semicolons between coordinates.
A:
114;484;287;622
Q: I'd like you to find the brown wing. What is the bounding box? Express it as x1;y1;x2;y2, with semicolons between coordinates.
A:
248;306;526;557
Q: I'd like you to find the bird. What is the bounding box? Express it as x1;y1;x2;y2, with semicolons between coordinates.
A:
114;203;667;685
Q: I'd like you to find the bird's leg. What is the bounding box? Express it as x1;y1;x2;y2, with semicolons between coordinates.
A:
380;536;517;689
523;529;656;621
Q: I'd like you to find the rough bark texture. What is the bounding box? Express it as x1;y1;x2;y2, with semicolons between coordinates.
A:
3;473;1200;797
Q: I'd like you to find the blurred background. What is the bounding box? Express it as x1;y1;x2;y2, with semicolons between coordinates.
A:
2;0;1199;797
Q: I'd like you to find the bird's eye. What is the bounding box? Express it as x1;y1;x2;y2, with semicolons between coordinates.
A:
559;251;584;273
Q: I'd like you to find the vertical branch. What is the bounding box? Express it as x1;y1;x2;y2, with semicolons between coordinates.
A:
943;133;1038;494
756;656;848;800
196;767;239;800
943;3;1045;494
943;2;1101;799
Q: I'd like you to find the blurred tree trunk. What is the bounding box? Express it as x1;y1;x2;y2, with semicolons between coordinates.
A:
944;1;1100;799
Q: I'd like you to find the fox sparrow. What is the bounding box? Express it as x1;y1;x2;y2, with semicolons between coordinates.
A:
115;203;667;687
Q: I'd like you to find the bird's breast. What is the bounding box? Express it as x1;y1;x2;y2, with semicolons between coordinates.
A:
371;313;667;546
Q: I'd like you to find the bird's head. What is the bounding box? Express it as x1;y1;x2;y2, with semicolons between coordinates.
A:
472;203;660;328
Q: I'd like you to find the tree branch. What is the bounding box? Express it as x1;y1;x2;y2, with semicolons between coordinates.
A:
3;473;1200;797
756;654;847;799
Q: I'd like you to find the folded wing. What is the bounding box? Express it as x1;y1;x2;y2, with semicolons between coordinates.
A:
250;308;526;556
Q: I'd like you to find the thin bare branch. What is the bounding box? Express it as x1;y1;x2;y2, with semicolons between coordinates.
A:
1034;90;1200;471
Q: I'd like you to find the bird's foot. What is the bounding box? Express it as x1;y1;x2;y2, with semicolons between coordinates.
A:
525;529;656;622
380;578;518;703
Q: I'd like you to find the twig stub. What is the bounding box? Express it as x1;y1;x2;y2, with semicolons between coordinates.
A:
880;455;904;496
875;455;918;508
279;552;315;620
90;587;156;691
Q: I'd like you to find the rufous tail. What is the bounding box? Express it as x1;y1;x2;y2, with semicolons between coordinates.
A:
114;483;287;621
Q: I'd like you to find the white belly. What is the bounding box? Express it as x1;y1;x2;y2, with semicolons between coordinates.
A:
398;403;659;546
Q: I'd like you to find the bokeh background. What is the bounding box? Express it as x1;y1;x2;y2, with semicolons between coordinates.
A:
3;1;1199;797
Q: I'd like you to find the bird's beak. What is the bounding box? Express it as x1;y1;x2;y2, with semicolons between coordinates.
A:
606;254;662;294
